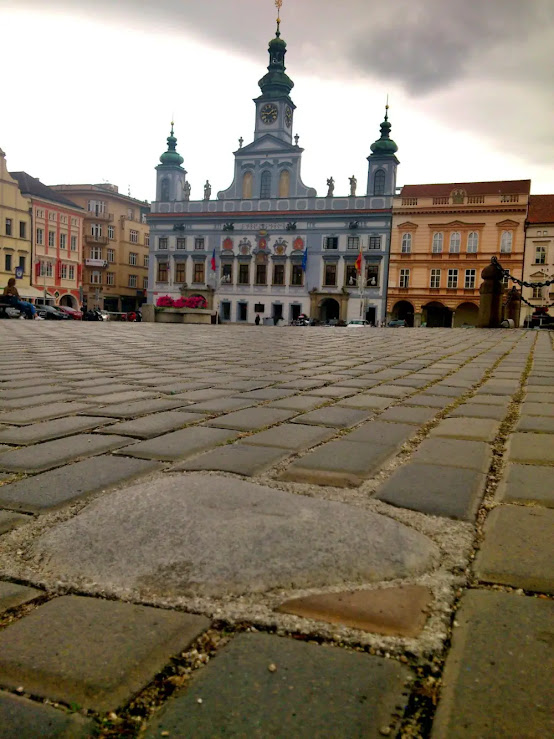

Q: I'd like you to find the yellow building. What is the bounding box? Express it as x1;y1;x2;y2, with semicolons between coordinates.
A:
0;148;33;296
387;180;530;327
51;184;150;312
522;195;554;324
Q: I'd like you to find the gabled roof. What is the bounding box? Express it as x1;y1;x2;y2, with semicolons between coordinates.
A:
528;194;554;224
10;172;83;209
400;180;531;197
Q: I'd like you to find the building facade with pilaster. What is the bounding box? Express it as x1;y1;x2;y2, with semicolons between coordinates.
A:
522;195;554;324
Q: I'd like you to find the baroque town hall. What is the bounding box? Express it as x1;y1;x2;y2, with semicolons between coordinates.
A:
147;15;399;325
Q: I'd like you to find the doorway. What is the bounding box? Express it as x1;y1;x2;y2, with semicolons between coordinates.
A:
365;306;376;325
272;303;283;324
319;298;340;323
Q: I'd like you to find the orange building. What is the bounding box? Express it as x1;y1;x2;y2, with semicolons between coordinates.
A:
387;180;530;327
10;172;84;308
522;195;554;324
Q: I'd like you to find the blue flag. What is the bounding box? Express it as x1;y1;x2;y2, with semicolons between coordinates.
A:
301;247;307;272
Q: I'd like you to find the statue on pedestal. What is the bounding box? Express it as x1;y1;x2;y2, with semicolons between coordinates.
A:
326;177;335;197
349;175;357;197
203;180;211;201
183;181;191;201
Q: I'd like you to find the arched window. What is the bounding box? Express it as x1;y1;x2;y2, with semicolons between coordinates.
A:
160;178;170;202
242;172;253;199
260;170;272;199
374;169;386;196
500;231;513;253
432;232;443;253
401;233;412;253
279;170;290;198
467;231;479;253
449;231;461;253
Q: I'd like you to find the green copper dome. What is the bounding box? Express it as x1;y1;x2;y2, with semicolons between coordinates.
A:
258;27;294;99
159;124;184;166
370;108;398;156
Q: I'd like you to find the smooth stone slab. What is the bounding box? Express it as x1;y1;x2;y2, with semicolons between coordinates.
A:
267;395;326;412
87;389;157;404
0;581;42;615
449;403;506;420
379;406;437;425
346;420;415;449
83;398;189;419
241;423;335;450
306;386;356;399
0;434;132;474
0;401;94;426
292;406;372;429
100;410;202;438
0;511;30;534
497;463;554;507
0;415;114;445
0;595;209;713
338;394;395;410
0;392;73;409
118;427;238;461
234;388;297;401
406;395;450;408
280;440;397;487
0;455;161;513
465;394;510;407
0;384;62;400
412;438;491;473
205;407;295;431
184;397;257;414
520;402;554;417
430;417;499;442
145;632;410;739
432;590;554;739
174;443;290;476
366;384;413;398
31;474;438;597
516;415;554;433
506;433;554;465
474;505;554;593
376;463;487;521
73;382;139;396
0;690;93;739
277;585;432;637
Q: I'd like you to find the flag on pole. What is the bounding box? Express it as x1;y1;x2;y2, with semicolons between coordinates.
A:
301;247;308;272
210;247;216;271
355;244;363;273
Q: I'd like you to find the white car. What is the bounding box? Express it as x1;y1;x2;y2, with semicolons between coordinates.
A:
347;319;370;327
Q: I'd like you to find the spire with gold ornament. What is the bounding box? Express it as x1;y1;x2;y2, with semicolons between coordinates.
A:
258;0;294;99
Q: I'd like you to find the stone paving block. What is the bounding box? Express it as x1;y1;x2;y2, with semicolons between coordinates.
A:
174;443;290;476
497;463;554;507
0;434;132;474
0;511;31;534
449;403;506;420
70;382;139;396
474;505;554;593
0;392;74;410
515;414;554;433
145;632;410;739
366;384;414;398
205;407;295;431
376;463;487;521
475;383;517;396
432;590;554;739
346;420;415;449
506;432;554;465
521;402;554;417
406;395;450;408
0;690;94;739
292;406;372;428
0;415;114;445
83;397;189;419
466;394;510;407
338;393;395;410
241;422;335;450
280;440;395;487
85;389;157;405
424;385;465;397
235;388;297;401
0;384;63;400
276;585;432;637
0;401;94;426
390;376;430;388
266;395;326;412
412;438;491;473
99;410;203;439
31;474;438;597
0;595;210;713
0;455;162;513
184;397;258;414
0;581;43;615
171;388;231;402
430;417;499;442
117;426;237;461
379;406;437;425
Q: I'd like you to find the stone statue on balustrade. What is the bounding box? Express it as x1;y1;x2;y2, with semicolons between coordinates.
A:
203;180;211;201
183;181;191;201
326;177;335;197
349;175;357;197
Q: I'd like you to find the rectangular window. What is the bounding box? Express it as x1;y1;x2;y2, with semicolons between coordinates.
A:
345;264;358;286
129;252;138;266
128;274;137;288
5;254;12;271
401;234;412;253
447;269;459;288
324;263;337;286
368;236;381;250
273;264;285;285
221;263;232;284
255;264;267;285
46;262;53;277
291;264;303;286
193;262;205;283
19;221;26;239
430;269;441;288
36;228;44;245
366;265;379;287
158;237;168;250
143;277;148;290
130;230;139;243
145;233;150;247
175;262;186;283
194;237;205;250
176;237;186;250
464;269;476;289
238;263;250;284
90;247;102;260
532;286;542;299
70;235;77;251
5;218;12;236
91;224;102;237
68;265;75;281
347;236;360;250
88;200;106;216
108;225;115;240
90;270;101;284
157;262;168;282
106;272;115;286
254;303;265;313
60;215;67;224
127;208;134;220
48;231;55;247
449;232;461;253
324;236;338;250
107;248;115;263
60;233;66;249
432;233;443;253
143;255;149;267
49;212;56;222
36;209;44;219
18;256;25;272
399;268;410;288
60;263;68;279
535;246;546;264
71;217;78;226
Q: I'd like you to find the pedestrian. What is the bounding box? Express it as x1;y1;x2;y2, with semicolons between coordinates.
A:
255;314;261;326
2;278;36;319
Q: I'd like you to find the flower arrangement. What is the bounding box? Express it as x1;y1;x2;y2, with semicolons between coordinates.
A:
156;295;207;309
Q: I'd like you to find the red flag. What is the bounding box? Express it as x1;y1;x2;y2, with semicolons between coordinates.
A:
355;247;362;273
210;247;216;271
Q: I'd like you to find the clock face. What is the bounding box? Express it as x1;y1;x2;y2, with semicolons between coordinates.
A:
260;104;278;124
285;106;292;127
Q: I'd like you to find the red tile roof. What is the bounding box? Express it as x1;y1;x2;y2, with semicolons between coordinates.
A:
400;180;531;197
527;194;554;224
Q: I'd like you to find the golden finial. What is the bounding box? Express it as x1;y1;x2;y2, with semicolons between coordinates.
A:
385;95;390;121
275;0;283;35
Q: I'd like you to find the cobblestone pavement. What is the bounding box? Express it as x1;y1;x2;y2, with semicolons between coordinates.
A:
0;323;552;737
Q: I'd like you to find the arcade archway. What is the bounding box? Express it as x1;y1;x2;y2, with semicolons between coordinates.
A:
453;302;479;327
423;301;452;328
391;300;414;327
59;294;78;309
319;298;340;323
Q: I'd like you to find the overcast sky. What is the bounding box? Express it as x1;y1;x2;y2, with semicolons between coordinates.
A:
1;0;552;202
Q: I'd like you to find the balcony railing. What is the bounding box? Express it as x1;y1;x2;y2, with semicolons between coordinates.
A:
85;211;114;222
85;234;109;245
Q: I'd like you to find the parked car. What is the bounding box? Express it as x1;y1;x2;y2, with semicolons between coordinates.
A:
388;319;407;327
57;306;83;320
347;319;370;327
0;297;23;319
37;304;71;320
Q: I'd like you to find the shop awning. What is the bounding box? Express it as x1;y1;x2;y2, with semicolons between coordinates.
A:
18;286;54;300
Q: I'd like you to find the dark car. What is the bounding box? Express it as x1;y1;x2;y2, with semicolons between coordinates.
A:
388;319;407;327
57;306;83;320
36;304;71;320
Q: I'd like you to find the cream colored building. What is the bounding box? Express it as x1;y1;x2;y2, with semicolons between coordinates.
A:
51;184;150;312
0;149;32;295
522;195;554;324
